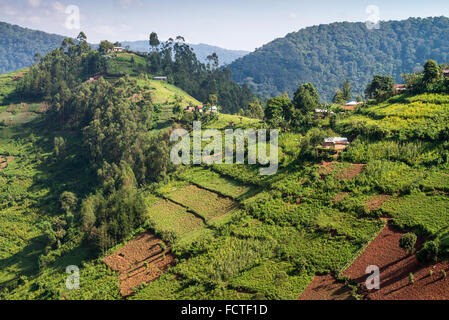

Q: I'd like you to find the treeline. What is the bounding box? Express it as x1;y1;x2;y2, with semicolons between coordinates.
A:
18;33;178;256
229;17;449;101
143;33;255;114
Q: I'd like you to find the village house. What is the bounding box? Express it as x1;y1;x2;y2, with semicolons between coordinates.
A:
196;105;204;113
341;101;362;111
185;106;195;113
443;69;449;77
323;137;350;150
210;106;218;113
154;76;168;81
394;84;408;95
108;47;123;53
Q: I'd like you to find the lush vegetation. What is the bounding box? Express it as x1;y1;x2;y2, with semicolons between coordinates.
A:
1;26;449;302
0;22;65;74
229;17;449;101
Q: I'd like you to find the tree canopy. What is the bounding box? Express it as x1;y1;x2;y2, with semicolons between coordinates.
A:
229;17;449;101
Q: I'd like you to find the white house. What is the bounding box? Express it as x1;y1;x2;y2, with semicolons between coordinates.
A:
323;137;350;150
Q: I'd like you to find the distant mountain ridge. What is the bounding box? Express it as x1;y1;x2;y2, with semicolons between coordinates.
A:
121;40;249;66
228;16;449;101
0;21;66;74
0;21;249;75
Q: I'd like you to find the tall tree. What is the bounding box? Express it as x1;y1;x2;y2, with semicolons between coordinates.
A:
99;40;114;54
292;83;321;114
365;75;395;102
265;93;292;125
149;32;160;52
332;89;345;105
423;59;440;84
342;79;352;101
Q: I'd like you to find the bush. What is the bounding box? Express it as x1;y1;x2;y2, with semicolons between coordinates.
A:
416;240;439;264
399;233;417;255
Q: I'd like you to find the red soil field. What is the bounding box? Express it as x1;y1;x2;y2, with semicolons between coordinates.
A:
299;274;354;300
337;163;366;180
103;231;175;296
319;162;365;181
343;222;449;300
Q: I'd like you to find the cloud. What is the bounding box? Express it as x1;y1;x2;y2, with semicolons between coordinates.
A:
0;2;18;16
51;1;66;14
115;0;142;9
28;0;41;8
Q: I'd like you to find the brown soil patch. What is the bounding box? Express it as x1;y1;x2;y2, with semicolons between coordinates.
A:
364;194;391;211
319;161;337;175
36;103;49;113
103;231;175;296
343;222;449;300
332;192;350;204
337;163;366;180
12;71;27;81
319;162;365;180
299;274;354;300
0;156;14;170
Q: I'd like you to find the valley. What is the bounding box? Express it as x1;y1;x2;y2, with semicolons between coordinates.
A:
0;13;449;303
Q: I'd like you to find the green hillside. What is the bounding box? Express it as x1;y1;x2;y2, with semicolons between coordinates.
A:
229;17;449;101
1;34;449;301
0;21;65;74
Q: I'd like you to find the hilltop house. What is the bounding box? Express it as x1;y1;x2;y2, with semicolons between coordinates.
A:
394;84;408;95
323;137;350;150
443;70;449;77
342;101;362;111
108;47;123;53
154;76;168;81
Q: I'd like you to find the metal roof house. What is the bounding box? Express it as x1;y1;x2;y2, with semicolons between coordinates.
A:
323;137;350;150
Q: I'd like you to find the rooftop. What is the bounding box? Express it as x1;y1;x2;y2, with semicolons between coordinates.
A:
324;137;349;144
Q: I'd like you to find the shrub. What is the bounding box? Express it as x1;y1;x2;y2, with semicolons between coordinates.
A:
409;273;414;284
399;233;417;255
416;240;439;264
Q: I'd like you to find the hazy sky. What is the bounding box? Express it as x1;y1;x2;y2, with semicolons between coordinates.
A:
1;0;449;51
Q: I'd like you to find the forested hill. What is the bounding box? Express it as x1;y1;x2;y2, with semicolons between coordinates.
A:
228;16;449;101
121;40;249;66
0;21;65;74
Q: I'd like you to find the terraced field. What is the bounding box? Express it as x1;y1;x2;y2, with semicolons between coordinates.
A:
164;184;239;223
147;198;205;238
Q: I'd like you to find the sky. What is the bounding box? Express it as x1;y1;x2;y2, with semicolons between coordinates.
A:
1;0;449;51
